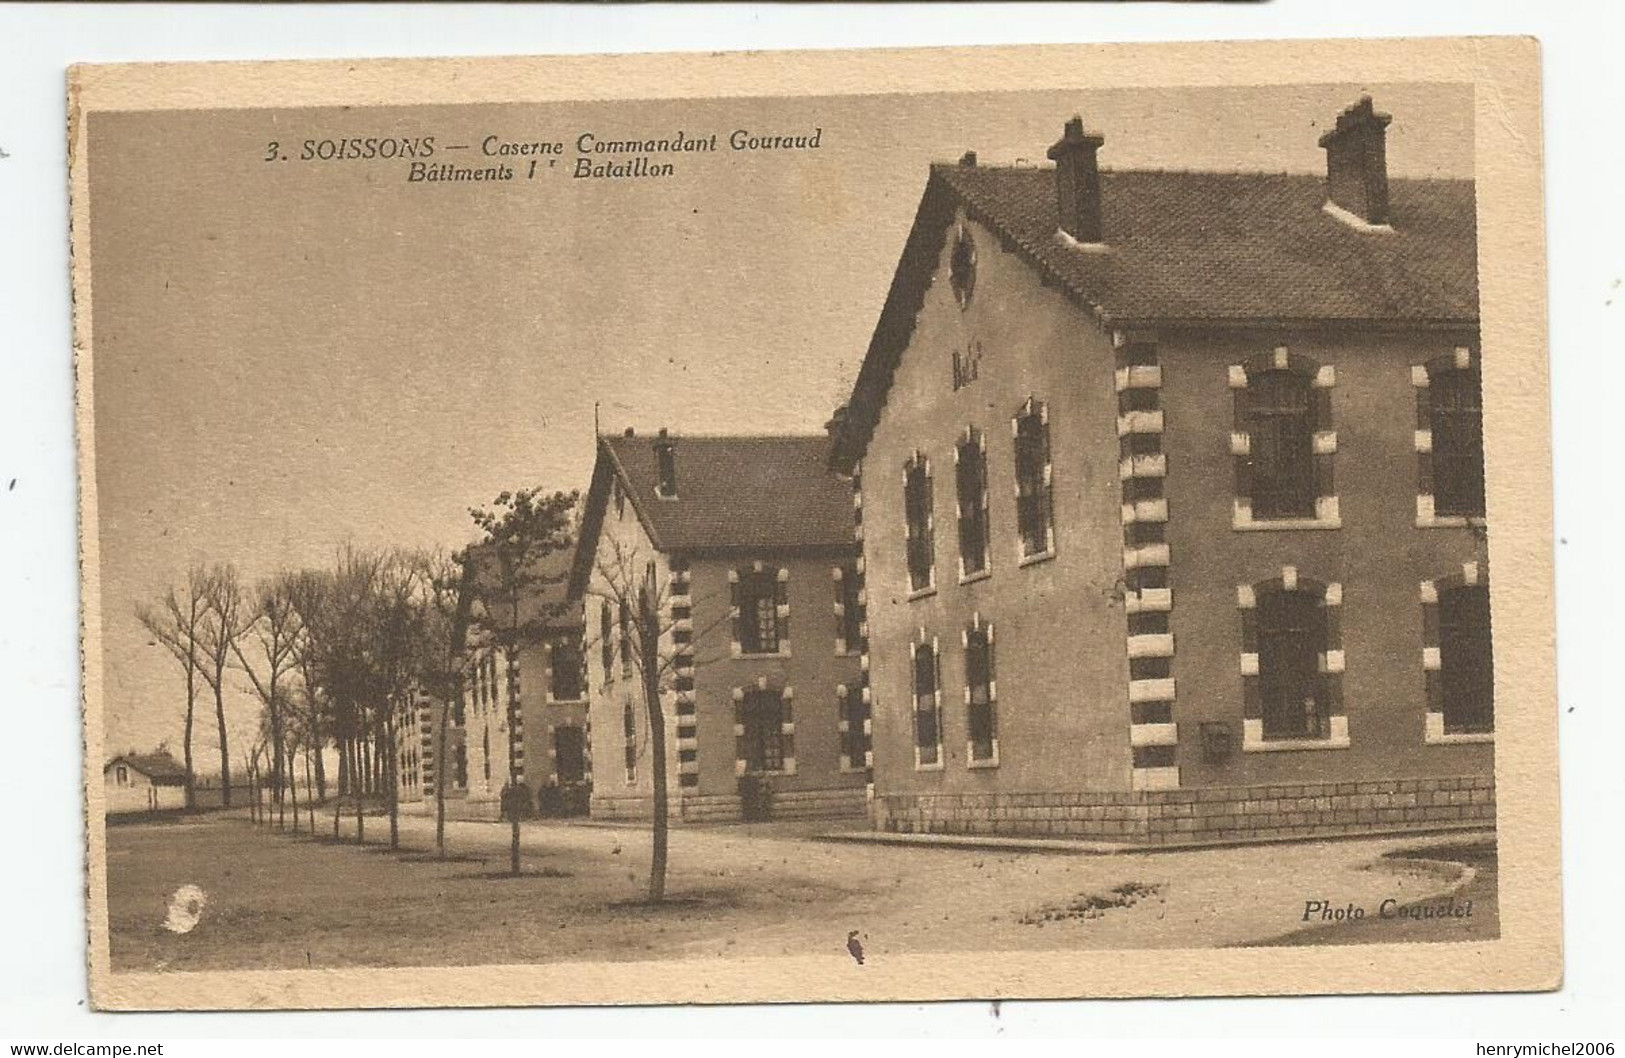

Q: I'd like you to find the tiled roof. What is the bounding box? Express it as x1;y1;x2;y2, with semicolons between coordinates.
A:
934;164;1478;325
109;751;188;784
601;433;855;553
831;162;1478;470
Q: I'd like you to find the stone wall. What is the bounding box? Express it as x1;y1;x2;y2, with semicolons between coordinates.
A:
861;205;1134;801
875;774;1493;845
595;786;870;824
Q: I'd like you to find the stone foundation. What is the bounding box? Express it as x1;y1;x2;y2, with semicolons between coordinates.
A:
592;786;869;824
407;794;503;822
875;775;1493;845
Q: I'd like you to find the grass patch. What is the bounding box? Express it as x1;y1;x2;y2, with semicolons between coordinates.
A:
1019;881;1164;925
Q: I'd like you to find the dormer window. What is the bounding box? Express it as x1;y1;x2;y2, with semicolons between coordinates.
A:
655;441;677;498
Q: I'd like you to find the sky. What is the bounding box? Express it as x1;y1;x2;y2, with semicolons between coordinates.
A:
85;82;1473;760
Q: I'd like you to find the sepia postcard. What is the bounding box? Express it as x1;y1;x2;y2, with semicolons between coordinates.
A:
71;37;1560;1010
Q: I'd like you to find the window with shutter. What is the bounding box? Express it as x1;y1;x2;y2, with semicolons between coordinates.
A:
1257;588;1327;739
1014;404;1053;558
835;564;862;650
550;639;584;701
622;700;637;782
1247;370;1316;520
838;686;866;767
618;598;632;677
956;433;990;577
741;690;786;773
913;640;941;766
737;568;782;654
1430;368;1486;517
904;459;935;592
965;625;997;763
1439;584;1493;733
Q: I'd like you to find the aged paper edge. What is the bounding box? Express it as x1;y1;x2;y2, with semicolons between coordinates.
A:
69;36;1559;1011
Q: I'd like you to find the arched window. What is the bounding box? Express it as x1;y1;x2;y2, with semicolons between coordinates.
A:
1246;370;1315;520
1429;366;1486;517
912;637;943;767
965;622;998;765
956;430;990;578
904;455;935;592
1439;584;1493;733
599;601;614;681
1014;400;1054;558
1257;586;1329;740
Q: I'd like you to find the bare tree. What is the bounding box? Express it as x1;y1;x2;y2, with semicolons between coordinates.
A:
636;561;669;903
587;535;732;904
287;547;426;848
231;573;303;829
199;564;249;807
242;737;268;826
370;552;430;851
467;488;578;876
279;686;318;836
317;547;386;843
134;565;210;809
285;569;333;803
411;547;470;860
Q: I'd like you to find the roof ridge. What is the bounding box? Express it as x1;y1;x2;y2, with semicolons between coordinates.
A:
833;154;1478;471
934;161;1471;183
605;431;827;440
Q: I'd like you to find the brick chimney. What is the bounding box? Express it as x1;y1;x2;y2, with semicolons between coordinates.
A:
1046;115;1105;244
1319;96;1392;226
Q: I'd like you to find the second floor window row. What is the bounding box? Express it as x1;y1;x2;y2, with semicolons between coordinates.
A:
902;401;1053;594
